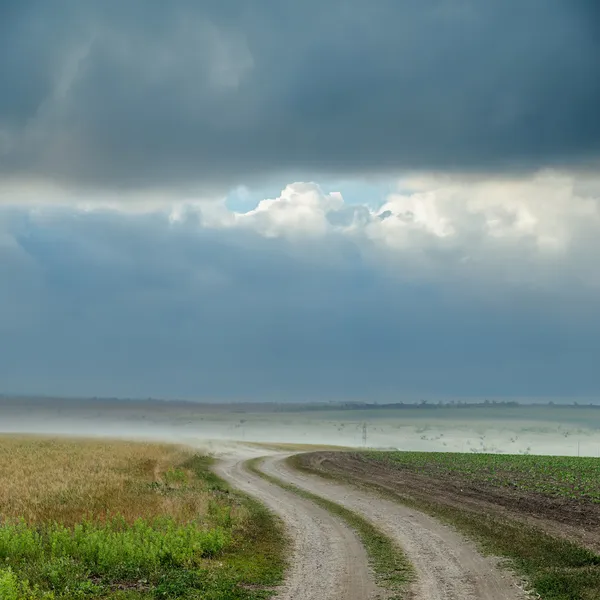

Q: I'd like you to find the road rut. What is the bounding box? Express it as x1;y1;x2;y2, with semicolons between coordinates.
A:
215;454;382;600
260;454;528;600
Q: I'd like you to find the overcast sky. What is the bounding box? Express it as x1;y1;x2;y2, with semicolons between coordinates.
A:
1;1;600;400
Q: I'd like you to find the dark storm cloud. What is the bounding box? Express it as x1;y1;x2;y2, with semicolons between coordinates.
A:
1;0;599;190
1;205;600;400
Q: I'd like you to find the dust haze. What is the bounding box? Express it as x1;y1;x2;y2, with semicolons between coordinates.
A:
2;397;600;457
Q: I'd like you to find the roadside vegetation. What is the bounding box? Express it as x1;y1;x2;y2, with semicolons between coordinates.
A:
291;451;600;600
0;436;285;599
246;457;413;599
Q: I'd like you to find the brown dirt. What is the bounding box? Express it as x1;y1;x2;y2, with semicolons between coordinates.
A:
298;451;600;553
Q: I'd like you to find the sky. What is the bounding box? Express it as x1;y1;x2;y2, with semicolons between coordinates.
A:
1;1;600;401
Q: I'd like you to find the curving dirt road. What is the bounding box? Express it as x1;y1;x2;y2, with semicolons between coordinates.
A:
215;453;382;600
264;454;528;600
221;450;529;600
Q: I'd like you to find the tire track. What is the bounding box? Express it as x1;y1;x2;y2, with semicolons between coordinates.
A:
215;454;382;600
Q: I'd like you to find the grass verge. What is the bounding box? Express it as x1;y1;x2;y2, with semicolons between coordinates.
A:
245;457;413;599
0;436;285;599
290;452;600;600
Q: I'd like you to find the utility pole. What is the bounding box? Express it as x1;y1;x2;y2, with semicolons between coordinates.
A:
362;422;368;447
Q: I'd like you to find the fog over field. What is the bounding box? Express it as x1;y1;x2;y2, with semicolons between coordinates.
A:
2;397;600;457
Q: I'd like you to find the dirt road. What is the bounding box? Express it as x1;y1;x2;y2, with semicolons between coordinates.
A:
229;452;528;600
215;453;382;600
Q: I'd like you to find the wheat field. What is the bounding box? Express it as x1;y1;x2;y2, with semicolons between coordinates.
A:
0;435;215;525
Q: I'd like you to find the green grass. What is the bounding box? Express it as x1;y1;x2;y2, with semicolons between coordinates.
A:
0;516;229;581
246;457;413;599
366;451;600;503
294;451;600;600
0;440;285;600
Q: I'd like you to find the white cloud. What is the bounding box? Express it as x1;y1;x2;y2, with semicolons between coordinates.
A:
3;169;600;290
172;170;597;289
230;182;343;238
199;170;599;252
364;171;599;253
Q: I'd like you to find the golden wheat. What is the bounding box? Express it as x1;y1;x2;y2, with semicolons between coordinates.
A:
0;435;214;526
